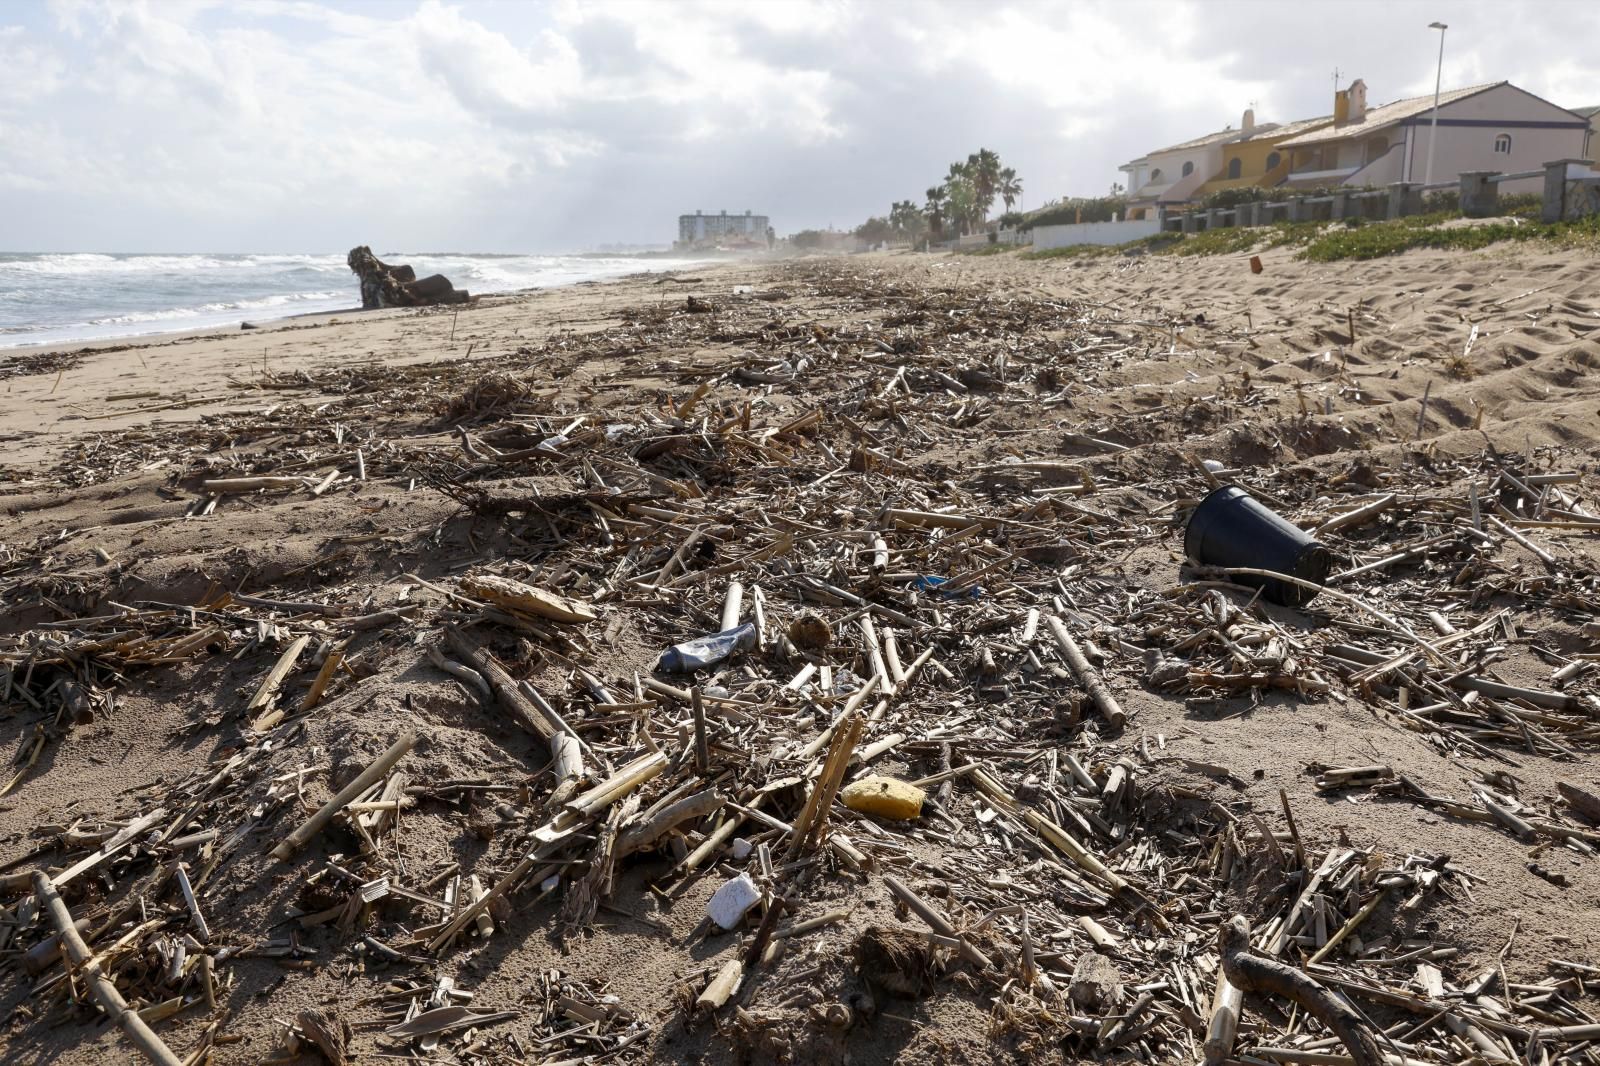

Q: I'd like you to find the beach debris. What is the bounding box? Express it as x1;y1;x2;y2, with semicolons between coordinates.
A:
658;622;757;672
347;245;471;309
6;256;1600;1066
707;873;762;930
1185;484;1334;605
1068;951;1125;1012
840;775;924;820
461;573;598;624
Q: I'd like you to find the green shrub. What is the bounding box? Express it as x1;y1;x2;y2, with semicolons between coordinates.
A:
1020;196;1129;230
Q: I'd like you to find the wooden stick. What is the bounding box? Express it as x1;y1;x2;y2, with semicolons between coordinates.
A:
248;635;309;730
442;624;555;740
691;686;710;776
272;731;416;859
32;872;184;1066
201;476;310;494
1046;616;1125;728
616;789;723;858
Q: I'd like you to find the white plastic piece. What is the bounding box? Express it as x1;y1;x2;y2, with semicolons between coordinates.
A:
707;873;761;931
731;837;755;860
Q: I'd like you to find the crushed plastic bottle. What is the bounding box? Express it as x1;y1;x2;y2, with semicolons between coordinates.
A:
656;622;757;673
911;575;982;600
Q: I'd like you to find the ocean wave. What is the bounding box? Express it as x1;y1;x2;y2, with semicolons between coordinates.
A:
0;251;712;348
83;289;348;326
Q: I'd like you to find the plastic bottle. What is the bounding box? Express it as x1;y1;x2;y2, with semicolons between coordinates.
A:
656;622;757;673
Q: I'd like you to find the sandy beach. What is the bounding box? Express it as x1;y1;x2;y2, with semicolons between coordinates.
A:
4;243;1600;1065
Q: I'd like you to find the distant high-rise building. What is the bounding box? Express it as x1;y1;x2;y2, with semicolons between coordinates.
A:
676;209;771;249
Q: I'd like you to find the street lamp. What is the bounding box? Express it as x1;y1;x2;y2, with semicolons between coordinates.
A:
1423;21;1448;188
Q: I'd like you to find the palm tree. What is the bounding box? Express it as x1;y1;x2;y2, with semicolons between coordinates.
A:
924;186;947;239
967;149;1002;222
998;167;1023;213
944;175;977;237
890;200;925;242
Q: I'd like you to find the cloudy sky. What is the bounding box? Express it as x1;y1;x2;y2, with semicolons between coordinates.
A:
2;0;1597;253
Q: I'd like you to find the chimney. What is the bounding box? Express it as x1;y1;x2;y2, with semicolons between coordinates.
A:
1347;79;1367;121
1335;88;1349;124
1242;108;1255;131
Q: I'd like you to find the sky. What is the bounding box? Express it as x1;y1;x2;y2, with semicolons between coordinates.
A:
1;0;1597;253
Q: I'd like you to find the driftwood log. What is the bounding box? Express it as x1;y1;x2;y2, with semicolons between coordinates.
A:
1218;916;1382;1066
347;245;471;310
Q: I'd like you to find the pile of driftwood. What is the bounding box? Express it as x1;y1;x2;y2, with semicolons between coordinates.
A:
4;262;1600;1065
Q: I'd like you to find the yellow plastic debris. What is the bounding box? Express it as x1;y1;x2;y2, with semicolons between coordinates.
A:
840;775;925;821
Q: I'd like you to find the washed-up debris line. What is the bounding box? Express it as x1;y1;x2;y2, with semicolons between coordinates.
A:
3;261;1600;1065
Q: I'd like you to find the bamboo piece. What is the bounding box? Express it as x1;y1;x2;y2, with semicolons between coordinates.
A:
691;686;710;776
1046;616;1125;728
427;753;664;951
1315;493;1396;537
787;712;863;860
272;731;416;859
696;959;743;1011
299;641;345;711
201;476;310;494
549;732;585;808
247;635;310;729
1558;781;1600;824
442;624;555;740
720;580;744;631
883;874;991;968
32;872;184;1066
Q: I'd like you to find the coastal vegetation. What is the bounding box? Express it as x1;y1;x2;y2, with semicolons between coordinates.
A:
853;148;1022;246
1012;209;1600;263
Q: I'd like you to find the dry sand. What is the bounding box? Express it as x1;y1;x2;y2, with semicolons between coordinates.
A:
3;243;1600;1065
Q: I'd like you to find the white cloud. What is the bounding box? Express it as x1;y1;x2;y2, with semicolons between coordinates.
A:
1;0;1596;251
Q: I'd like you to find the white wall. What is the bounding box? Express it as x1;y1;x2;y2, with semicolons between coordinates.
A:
1405;84;1589;191
1032;218;1162;249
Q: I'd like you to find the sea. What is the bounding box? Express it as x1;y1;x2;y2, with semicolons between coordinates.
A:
0;251;708;349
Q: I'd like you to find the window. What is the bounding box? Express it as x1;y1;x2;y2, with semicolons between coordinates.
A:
1494;133;1512;154
1227;158;1242;179
1266;151;1281;171
1150;168;1163;182
1182;161;1194;177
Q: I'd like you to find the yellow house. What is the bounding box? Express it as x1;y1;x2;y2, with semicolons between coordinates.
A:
1191;113;1333;199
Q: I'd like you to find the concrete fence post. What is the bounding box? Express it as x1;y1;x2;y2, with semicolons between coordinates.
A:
1205;208;1224;230
1182;211;1198;234
1386;182;1415;220
1329;190;1351;220
1156;205;1169;230
1238;202;1258;227
1542;159;1590;222
1288;197;1312;223
1459;172;1498;218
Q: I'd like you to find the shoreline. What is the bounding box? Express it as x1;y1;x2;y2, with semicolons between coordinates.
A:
0;251;746;355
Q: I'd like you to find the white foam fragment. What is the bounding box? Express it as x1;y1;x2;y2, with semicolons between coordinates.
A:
707;872;761;930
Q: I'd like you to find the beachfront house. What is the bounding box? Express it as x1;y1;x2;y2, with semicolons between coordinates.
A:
1189;113;1335;201
1119;118;1270;219
1273;79;1593;194
1579;106;1600;161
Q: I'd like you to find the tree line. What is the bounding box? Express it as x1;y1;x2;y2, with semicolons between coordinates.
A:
854;149;1023;246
